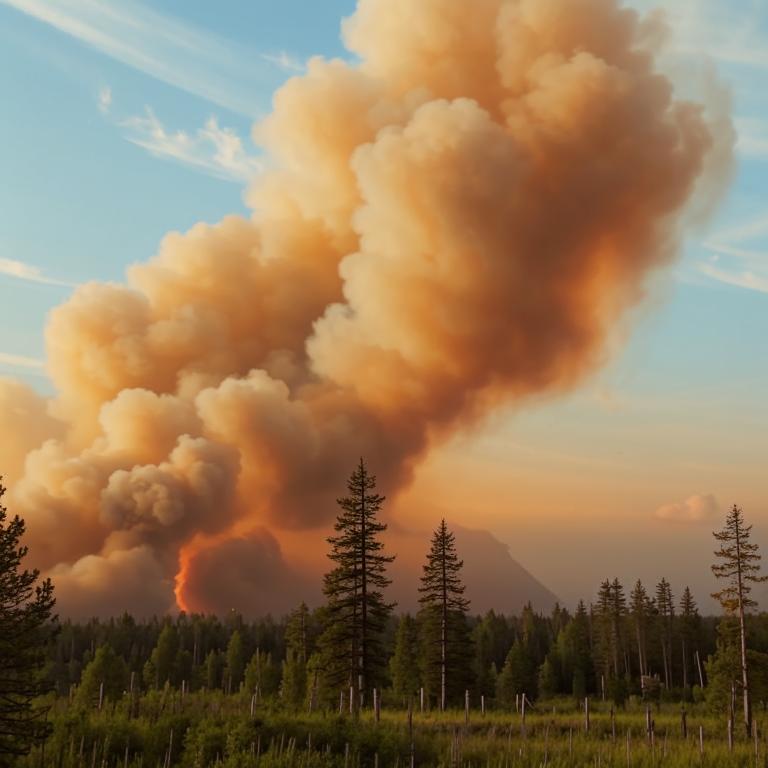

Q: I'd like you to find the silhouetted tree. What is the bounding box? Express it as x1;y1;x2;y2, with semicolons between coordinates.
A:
282;604;311;708
390;615;421;701
712;504;768;736
0;478;57;759
629;580;652;682
655;578;674;688
418;519;473;710
319;459;395;711
679;586;700;691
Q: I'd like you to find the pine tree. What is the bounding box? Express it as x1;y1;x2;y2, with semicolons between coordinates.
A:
595;579;626;684
712;504;768;736
0;478;57;759
75;644;128;709
496;641;536;705
655;578;674;689
225;629;245;693
144;623;179;689
679;586;700;691
390;615;421;701
418;519;473;710
560;600;593;698
629;580;651;682
282;604;311;708
537;656;557;700
319;459;395;712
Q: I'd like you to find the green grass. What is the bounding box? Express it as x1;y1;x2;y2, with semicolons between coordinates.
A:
16;695;768;767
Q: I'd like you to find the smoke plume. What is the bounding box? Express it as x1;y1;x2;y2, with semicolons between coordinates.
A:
4;0;731;616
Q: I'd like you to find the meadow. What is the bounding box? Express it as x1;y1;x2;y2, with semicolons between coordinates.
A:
18;693;767;768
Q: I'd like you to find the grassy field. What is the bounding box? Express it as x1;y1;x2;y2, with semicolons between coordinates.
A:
16;694;768;768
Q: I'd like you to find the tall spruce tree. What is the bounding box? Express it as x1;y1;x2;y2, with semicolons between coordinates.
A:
0;478;57;760
712;504;768;736
418;519;473;710
678;586;700;691
655;578;674;689
319;459;395;711
629;580;651;682
390;615;421;701
282;603;310;708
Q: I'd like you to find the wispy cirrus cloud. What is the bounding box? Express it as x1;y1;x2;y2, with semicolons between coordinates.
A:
0;351;45;370
260;51;304;73
119;108;262;183
97;85;112;115
0;257;74;288
698;211;768;295
0;0;300;116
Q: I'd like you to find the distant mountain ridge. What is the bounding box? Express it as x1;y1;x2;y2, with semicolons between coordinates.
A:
389;524;560;614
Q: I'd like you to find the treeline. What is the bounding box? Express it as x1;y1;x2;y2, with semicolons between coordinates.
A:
51;589;725;710
46;462;768;718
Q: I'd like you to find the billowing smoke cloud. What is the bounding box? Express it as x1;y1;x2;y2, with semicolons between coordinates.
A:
3;0;732;616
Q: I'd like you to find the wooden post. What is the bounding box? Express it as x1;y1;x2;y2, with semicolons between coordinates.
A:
521;692;527;736
626;729;631;768
728;718;733;752
98;682;104;712
699;725;704;758
601;675;606;701
408;699;415;768
681;708;687;739
584;697;590;733
339;690;345;715
481;694;485;716
373;688;380;723
515;693;519;714
645;705;652;743
464;690;470;724
611;704;616;742
420;687;424;713
568;728;573;756
349;685;355;716
753;718;759;762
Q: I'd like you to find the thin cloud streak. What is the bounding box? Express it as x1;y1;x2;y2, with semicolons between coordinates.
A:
698;262;768;294
0;0;292;116
120;108;262;183
0;351;45;370
0;257;75;287
260;51;304;73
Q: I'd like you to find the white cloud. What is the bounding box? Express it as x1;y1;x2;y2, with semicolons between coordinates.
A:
698;262;768;294
0;0;289;116
654;494;721;524
0;351;45;370
734;117;768;158
0;257;74;287
120;108;262;183
698;211;768;294
98;85;112;114
260;51;304;73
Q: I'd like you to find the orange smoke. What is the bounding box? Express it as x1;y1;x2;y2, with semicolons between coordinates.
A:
1;0;732;617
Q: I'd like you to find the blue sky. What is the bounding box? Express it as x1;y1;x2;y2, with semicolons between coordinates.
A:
0;0;766;602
